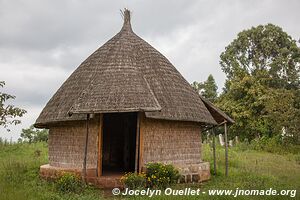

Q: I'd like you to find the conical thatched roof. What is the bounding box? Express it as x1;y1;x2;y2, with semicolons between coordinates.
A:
35;9;217;128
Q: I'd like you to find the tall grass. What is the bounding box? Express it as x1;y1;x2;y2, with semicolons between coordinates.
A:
0;141;102;200
234;136;300;154
199;139;300;200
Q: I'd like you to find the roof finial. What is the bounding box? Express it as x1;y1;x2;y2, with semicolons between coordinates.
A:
121;8;132;32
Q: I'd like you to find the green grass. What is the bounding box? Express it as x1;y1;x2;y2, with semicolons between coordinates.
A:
0;141;299;200
0;142;103;200
199;144;300;199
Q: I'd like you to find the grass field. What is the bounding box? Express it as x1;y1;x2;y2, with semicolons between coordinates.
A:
0;141;299;200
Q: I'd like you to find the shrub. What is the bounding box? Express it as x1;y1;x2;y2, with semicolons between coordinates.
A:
121;163;180;190
249;136;281;153
120;172;146;189
55;172;84;193
145;162;180;189
249;136;300;154
19;125;49;143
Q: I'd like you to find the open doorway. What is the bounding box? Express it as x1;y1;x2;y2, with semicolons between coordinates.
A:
102;112;137;175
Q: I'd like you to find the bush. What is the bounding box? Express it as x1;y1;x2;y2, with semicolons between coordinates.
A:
120;172;146;189
55;173;84;193
145;162;180;189
19;125;49;143
249;136;281;153
121;163;181;190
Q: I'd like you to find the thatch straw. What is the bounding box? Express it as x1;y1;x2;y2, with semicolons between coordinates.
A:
35;9;218;128
199;96;235;124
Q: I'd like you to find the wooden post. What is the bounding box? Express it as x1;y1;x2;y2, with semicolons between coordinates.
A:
138;113;144;173
135;113;140;172
97;114;103;177
224;122;228;176
83;114;90;181
212;127;217;175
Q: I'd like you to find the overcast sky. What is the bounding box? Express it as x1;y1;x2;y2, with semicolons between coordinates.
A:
0;0;299;141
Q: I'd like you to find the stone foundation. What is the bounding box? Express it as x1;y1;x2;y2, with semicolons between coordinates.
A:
177;162;210;183
40;164;123;188
40;164;97;179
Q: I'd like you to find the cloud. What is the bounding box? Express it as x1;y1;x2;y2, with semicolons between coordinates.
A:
0;0;299;140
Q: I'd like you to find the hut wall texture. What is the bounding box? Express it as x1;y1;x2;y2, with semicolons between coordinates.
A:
48;118;98;169
142;116;202;167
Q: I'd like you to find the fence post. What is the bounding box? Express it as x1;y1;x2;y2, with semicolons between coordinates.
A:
224;122;228;176
212;127;217;175
83;114;90;181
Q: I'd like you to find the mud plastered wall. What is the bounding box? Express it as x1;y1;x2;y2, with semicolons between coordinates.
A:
48;118;98;169
142;116;202;166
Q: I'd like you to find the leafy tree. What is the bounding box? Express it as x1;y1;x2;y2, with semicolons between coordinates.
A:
0;81;26;130
220;24;300;89
217;24;300;143
19;125;49;143
191;81;202;93
191;74;218;102
202;74;218;102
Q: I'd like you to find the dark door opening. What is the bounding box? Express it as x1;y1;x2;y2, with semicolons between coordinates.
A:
102;112;137;175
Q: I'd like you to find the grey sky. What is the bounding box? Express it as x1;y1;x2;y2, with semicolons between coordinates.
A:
1;0;299;140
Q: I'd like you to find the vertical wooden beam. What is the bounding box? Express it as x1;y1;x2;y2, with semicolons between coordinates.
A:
138;113;144;173
224;122;228;176
135;113;140;172
97;114;103;177
212;127;217;175
83;114;90;181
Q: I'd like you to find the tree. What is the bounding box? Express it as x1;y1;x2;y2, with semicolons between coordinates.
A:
0;81;26;130
201;74;218;102
19;125;49;143
220;24;300;89
217;24;300;143
191;81;202;94
191;74;218;102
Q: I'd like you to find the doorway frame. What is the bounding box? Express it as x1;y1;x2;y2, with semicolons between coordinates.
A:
97;112;142;177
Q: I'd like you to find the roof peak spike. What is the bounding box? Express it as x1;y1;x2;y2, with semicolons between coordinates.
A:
121;8;132;32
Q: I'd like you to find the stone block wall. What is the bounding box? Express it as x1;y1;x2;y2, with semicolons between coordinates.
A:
177;162;211;182
48;118;98;169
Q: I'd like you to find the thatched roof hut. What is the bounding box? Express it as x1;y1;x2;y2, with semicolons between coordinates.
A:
36;9;232;187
